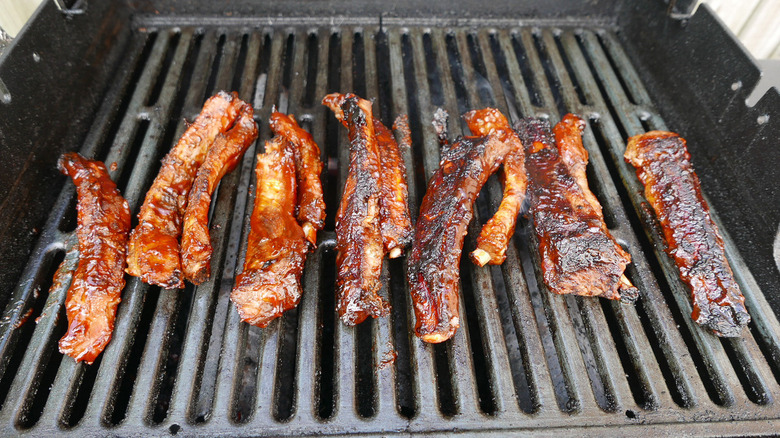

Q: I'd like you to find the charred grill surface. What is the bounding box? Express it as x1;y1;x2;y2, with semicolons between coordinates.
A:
408;135;510;343
230;138;309;327
269;112;326;245
464;108;528;267
625;131;750;337
57;153;131;364
181;102;258;285
323;93;388;325
377;115;413;258
519;118;635;302
126;91;243;289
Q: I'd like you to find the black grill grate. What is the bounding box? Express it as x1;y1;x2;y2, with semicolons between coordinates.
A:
1;20;780;436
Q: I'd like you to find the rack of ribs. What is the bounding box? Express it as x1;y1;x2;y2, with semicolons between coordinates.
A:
269;112;326;245
464;108;528;267
518;116;636;302
625;131;749;336
323;93;389;325
181;102;257;284
57;153;131;364
407;134;510;343
126;91;244;289
230;137;310;327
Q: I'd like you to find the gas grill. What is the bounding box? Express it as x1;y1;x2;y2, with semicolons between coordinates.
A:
0;0;779;435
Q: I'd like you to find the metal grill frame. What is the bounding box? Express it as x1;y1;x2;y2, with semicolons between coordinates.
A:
0;0;779;436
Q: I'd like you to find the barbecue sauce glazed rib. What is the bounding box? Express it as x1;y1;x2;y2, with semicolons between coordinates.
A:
181;102;258;284
625;131;749;337
377;115;413;258
126;91;243;288
464;108;528;266
230;138;309;327
323;93;389;325
408;135;510;343
58;153;131;364
519;117;634;302
269;112;326;245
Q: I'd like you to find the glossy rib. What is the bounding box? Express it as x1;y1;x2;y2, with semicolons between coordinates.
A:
181;102;258;284
269;111;326;245
519;117;635;302
323;92;388;325
376;114;413;258
126;91;243;289
464;108;528;266
408;135;510;343
231;138;309;327
57;153;131;364
625;131;749;337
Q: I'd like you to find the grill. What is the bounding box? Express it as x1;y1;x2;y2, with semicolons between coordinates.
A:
0;0;779;435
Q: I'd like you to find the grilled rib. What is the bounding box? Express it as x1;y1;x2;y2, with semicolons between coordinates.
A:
519;117;635;302
181;102;258;284
57;153;131;364
377;114;413;258
554;114;637;296
464;108;528;266
126;91;243;289
231;138;309;327
323;93;389;325
408;135;510;343
269;112;326;245
625;131;749;336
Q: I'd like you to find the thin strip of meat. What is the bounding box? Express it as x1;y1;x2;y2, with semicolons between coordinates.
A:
231;138;309;327
181;103;258;284
376;114;413;258
57;152;131;364
554;114;637;296
269;112;326;245
323;93;388;325
518;117;635;302
464;108;528;266
625;131;749;337
126;91;243;289
408;135;510;343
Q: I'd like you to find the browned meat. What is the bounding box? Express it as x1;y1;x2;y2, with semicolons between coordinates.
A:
408;135;510;343
519;117;635;302
323;93;388;325
57;153;131;364
625;131;749;337
554;114;637;296
126;91;243;289
464;108;528;266
269;112;326;245
230;138;309;327
376;114;413;258
181;103;258;284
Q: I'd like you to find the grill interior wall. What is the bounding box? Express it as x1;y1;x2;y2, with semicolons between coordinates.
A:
1;22;780;436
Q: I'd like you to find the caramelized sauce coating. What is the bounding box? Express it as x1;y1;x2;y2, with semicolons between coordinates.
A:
408;135;510;343
519;117;635;302
464;108;528;266
126;91;243;288
323;93;389;325
625;131;749;337
269;112;326;245
181;103;258;284
231;138;309;327
57;153;131;364
377;115;413;258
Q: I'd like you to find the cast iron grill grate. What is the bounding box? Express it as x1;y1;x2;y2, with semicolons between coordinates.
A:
1;20;780;436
